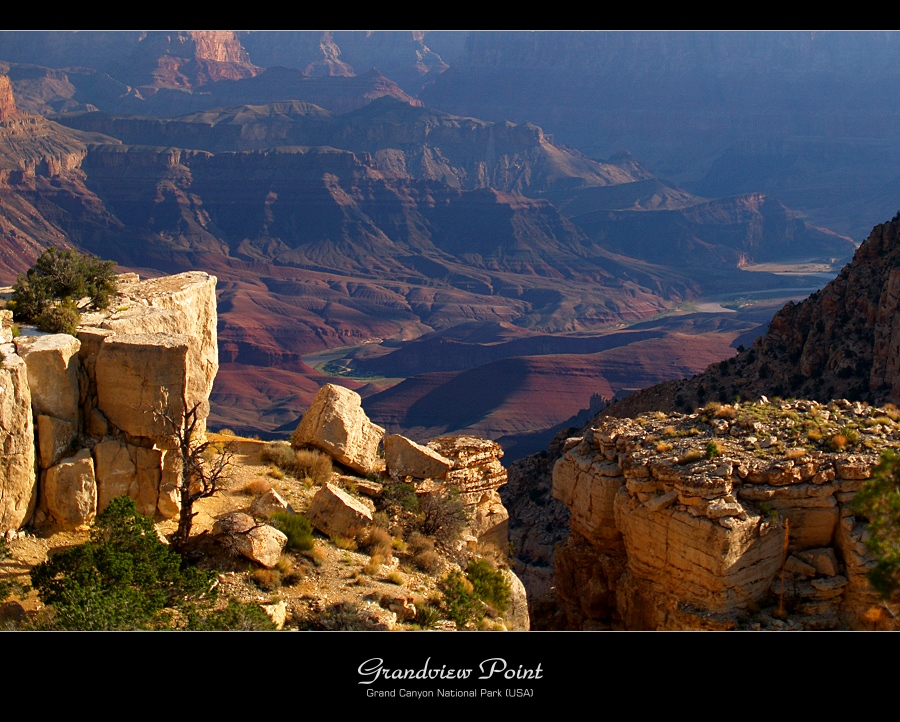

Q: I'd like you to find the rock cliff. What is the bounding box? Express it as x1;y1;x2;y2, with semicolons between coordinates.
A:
608;219;900;420
552;399;900;630
0;270;217;533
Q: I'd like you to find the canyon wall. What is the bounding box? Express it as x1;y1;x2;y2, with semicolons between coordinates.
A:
0;270;217;533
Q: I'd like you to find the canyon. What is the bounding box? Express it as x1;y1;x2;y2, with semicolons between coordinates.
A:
2;32;900;631
0;33;864;455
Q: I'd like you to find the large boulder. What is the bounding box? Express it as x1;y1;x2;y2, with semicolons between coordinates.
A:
41;449;97;531
305;482;373;538
14;333;81;424
0;345;36;531
93;439;138;513
36;415;75;470
292;384;384;475
214;512;287;568
95;333;192;443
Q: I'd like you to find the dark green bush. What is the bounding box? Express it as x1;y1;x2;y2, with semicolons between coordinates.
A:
466;558;511;615
35;300;81;336
853;450;900;596
11;247;117;332
29;495;271;631
269;511;314;551
30;496;215;630
438;570;481;628
186;598;276;631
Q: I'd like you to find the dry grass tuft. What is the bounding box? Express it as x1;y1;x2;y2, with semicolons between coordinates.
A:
241;479;272;497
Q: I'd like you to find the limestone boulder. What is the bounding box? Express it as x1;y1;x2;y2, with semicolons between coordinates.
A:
42;449;97;531
95;333;192;442
261;600;287;629
614;488;784;615
292;384;384;475
104;272;218;409
305;482;373;538
427;435;507;503
14;333;81;424
250;488;293;519
0;346;36;531
214;512;287;568
467;489;509;541
157;450;182;519
384;434;451;480
0;310;13;343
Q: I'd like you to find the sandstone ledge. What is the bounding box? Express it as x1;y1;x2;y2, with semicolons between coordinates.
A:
552;398;900;630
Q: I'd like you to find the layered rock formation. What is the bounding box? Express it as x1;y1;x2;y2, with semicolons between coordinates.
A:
552;399;900;630
0;270;217;532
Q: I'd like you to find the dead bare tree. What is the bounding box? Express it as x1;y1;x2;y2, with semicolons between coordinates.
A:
158;402;235;554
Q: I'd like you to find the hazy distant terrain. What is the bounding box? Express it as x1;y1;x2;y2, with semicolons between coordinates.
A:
2;31;889;457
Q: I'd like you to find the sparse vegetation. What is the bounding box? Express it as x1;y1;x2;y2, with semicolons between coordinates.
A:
260;442;333;484
705;441;723;459
269;511;314;552
418;487;469;546
466;558;511;615
678;449;705;465
241;478;272;497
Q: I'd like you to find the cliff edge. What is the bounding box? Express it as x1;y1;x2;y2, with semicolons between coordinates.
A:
0;270;217;533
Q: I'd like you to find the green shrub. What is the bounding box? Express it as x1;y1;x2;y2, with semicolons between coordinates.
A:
186;598;276;631
12;247;116;326
852;450;900;596
35;300;81;335
30;496;216;630
414;602;440;629
383;479;419;513
466;559;511;615
269;511;314;552
438;570;481;628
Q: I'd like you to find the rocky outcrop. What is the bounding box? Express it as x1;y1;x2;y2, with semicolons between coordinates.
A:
552;399;900;630
0;270;218;533
0;343;36;530
427;435;509;540
0;75;17;121
291;384;384;475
